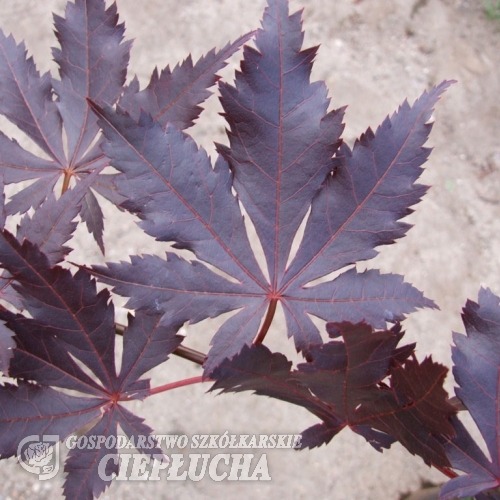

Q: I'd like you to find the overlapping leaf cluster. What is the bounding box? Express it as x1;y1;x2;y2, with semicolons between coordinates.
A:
0;0;497;499
211;321;456;467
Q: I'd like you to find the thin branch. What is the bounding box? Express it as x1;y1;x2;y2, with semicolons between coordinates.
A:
114;322;206;366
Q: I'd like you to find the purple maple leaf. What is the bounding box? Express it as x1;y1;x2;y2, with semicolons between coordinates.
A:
0;230;182;499
0;0;250;252
88;0;451;375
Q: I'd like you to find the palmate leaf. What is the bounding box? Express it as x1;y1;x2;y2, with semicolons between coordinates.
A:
0;0;250;251
440;289;500;500
0;230;182;500
210;321;456;468
0;0;130;250
88;0;450;375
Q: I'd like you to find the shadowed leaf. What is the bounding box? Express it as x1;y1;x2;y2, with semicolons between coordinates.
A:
211;321;456;467
441;289;500;500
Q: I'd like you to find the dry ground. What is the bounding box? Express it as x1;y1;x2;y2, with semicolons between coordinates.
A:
0;0;499;499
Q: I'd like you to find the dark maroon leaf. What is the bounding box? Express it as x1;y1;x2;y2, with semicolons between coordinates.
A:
441;417;499;500
90;250;267;326
0;31;64;162
0;232;179;498
63;409;119;500
0;231;117;387
211;321;456;468
90;0;446;375
2;309;106;396
87;252;256;320
87;252;267;375
119;33;254;129
209;341;329;416
354;356;453;465
0;381;102;458
85;106;274;372
0;273;23;310
298;420;346;450
52;0;132;164
88;110;267;284
440;288;500;500
282;268;435;352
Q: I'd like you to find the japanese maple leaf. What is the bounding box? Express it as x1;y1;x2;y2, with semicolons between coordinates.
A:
88;0;451;375
0;0;251;251
0;230;182;500
0;0;130;250
210;321;456;468
440;289;500;500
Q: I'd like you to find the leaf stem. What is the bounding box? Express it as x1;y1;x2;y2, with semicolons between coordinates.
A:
447;396;466;411
61;171;72;195
118;375;209;401
253;298;278;345
434;464;458;479
149;375;207;396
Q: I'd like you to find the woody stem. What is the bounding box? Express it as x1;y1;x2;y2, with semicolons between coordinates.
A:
114;323;206;366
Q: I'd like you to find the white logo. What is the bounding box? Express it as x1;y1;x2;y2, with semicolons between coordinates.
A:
17;435;59;480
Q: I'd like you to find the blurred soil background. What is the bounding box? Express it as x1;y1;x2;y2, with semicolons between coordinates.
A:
0;0;499;499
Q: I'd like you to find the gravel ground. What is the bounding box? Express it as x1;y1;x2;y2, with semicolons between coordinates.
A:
0;0;499;499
